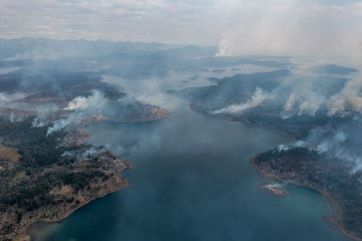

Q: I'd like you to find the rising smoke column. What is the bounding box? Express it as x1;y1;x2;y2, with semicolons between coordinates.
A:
47;90;109;135
212;87;272;114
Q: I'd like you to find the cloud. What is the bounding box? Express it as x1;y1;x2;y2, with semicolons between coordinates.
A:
1;0;361;52
216;0;362;65
0;0;222;44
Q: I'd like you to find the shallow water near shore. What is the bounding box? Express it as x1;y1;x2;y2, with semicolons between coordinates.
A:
31;103;351;241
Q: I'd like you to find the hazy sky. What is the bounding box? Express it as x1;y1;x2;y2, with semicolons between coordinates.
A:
1;0;362;60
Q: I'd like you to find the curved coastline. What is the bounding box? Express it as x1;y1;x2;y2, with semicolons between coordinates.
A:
18;111;167;241
24;174;129;241
188;105;360;241
251;157;361;241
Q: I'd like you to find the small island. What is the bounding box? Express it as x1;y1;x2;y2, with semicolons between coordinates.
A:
260;183;287;197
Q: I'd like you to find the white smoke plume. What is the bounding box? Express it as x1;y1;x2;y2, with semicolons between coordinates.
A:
327;43;362;115
47;90;109;135
283;93;297;112
5;49;73;61
279;59;361;117
282;92;326;116
298;95;326;116
213;87;272;114
304;117;362;173
0;92;28;106
327;77;362;115
47;116;76;136
216;0;362;117
65;90;108;111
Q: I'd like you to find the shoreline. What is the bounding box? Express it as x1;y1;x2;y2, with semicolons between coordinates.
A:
16;105;357;241
250;157;362;241
12;112;167;241
189;104;361;241
25;176;128;241
189;104;299;141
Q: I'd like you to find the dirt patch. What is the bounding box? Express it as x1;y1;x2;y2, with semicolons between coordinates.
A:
49;185;74;196
0;144;21;162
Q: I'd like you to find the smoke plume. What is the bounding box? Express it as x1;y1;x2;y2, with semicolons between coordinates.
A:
213;88;272;114
65;90;108;111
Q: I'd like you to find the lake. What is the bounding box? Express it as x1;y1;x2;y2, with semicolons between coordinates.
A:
31;100;350;241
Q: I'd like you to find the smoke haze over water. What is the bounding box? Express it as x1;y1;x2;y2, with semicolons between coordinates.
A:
0;0;361;178
2;2;362;241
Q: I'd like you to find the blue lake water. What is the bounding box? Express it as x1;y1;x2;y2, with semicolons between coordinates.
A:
31;104;350;241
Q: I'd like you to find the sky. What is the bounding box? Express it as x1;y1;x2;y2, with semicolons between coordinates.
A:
0;0;362;61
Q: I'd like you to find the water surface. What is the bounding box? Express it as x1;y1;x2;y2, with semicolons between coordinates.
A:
31;104;350;241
